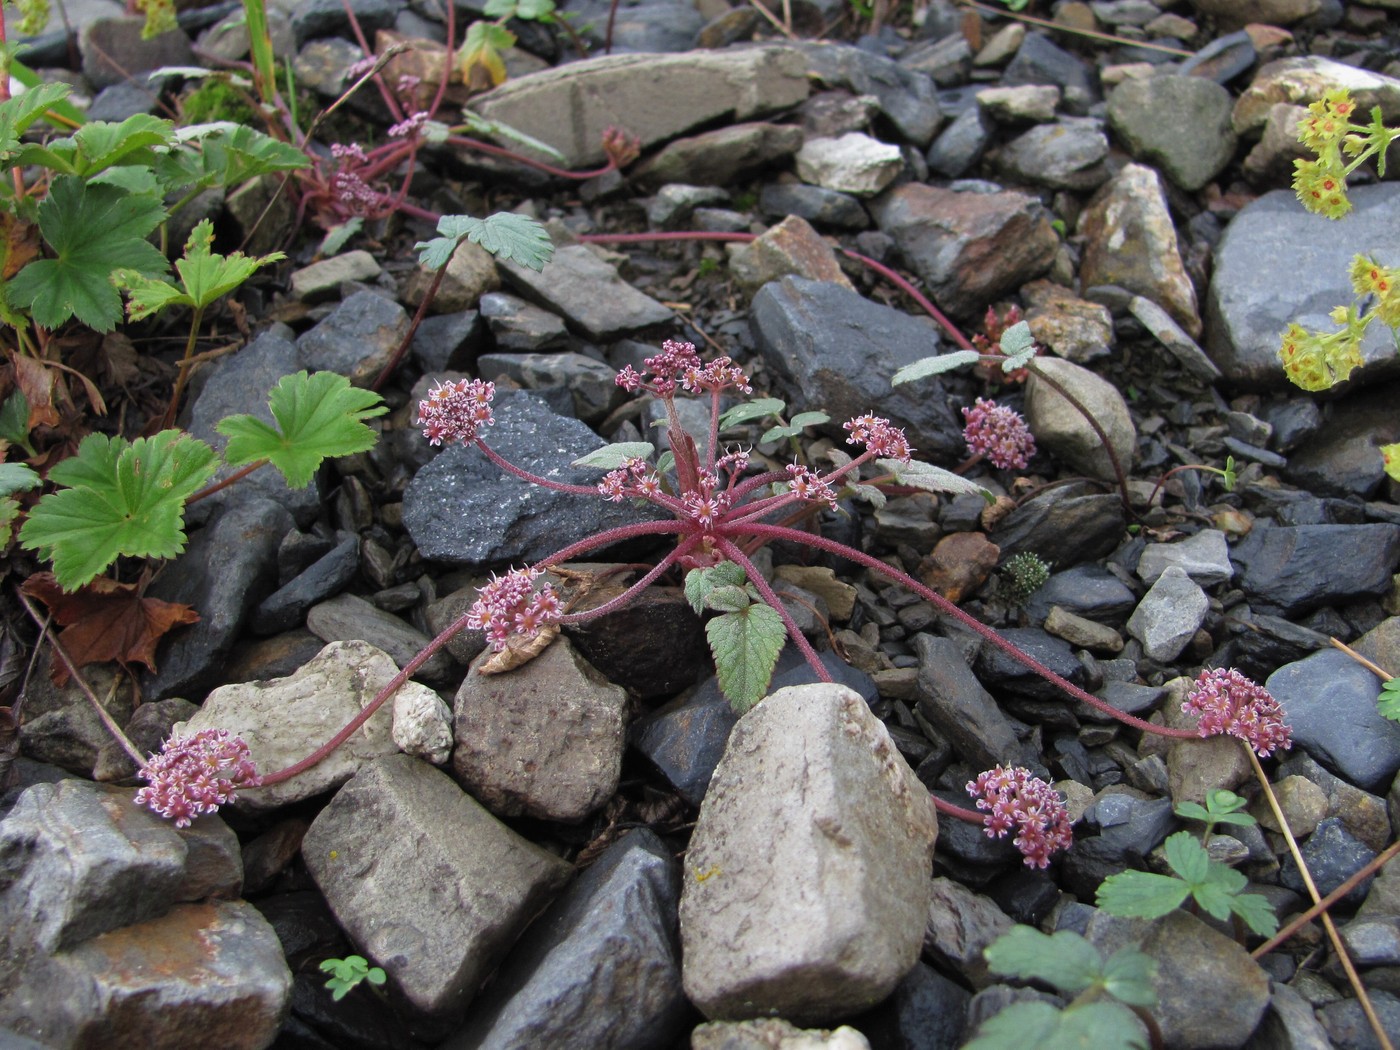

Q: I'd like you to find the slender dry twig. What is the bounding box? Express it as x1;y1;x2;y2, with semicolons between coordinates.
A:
1247;744;1394;1050
1255;839;1400;959
955;0;1192;56
1330;636;1392;681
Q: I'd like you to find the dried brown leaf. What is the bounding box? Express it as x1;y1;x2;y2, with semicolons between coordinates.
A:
477;624;559;674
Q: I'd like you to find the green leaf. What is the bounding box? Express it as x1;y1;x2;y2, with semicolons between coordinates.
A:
1096;869;1192;920
320;217;363;257
158;123;310;193
18;431;219;590
216;371;386;488
684;561;747;614
965;1000;1148;1050
115;218;285;320
0;462;40;497
890;350;980;386
0;82;74;162
109;270;193;319
789;411;829;429
706;600;785;714
703;584;753;614
1229;891;1280;937
1000;320;1036;365
0;389;34;454
878;457;992;500
1164;830;1210;885
571;441;654;470
1101;946;1158;1008
984;925;1104;997
482;0;516;14
1191;861;1249;922
58;114;174;176
516;0;556;18
457;111;568;164
655;450;675;477
1173;801;1212;825
460;21;516;86
963;1002;1063;1050
719;397;787;430
1379;678;1400;722
6;176;168;331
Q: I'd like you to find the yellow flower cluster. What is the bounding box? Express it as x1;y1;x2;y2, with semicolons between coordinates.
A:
1277;313;1366;392
1292;90;1388;220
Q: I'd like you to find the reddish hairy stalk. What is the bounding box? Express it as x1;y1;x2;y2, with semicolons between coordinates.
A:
444;135;619;180
476;441;610;496
717;537;833;684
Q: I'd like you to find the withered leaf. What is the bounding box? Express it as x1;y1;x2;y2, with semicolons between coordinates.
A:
21;572;200;685
477;624;559;675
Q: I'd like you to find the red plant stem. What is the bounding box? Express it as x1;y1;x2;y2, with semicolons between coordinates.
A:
717;537;832;684
373;257;448;391
444;135;619;180
932;796;985;823
187;460;267;504
558;537;700;622
476;441;605;496
735;521;1198;740
529;517;691;569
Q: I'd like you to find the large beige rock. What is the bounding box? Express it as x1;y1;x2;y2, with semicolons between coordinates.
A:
680;683;937;1024
1025;356;1136;483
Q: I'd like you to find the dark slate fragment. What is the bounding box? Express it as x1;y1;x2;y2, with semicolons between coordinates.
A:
795;42;944;146
1267;648;1400;793
925;104;991;178
439;829;689;1050
1025;563;1139;623
1060;796;1176;900
1320;990;1400;1050
143;500;291;702
749;276;961;459
990;491;1126;569
1280;818;1377;908
402;390;667;569
973;627;1087;702
411;311;483;373
848;961;970;1050
291;0;404;45
1002;32;1100;115
1177;30;1256;84
915;634;1039;772
287;972;423;1050
251;533;360;636
759;182;870;230
564;586;710;700
1230;523;1400;616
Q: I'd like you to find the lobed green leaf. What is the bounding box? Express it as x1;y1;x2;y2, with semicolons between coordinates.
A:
891;350;980;386
706;600;785;715
984;925;1104;997
1379;678;1400;722
0;462;41;497
571;441;654;470
1096;869;1192;920
1164;830;1211;885
684;561;747;614
0;82;73;162
1101;946;1158;1008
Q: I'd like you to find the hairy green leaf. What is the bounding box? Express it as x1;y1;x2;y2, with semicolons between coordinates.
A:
1096;869;1192;920
984;926;1104;997
217;371;386;488
158;123;309;192
114;218;284;320
0;82;73;162
571;441;654;469
1101;946;1159;1008
0;462;40;497
16;113;173;177
6;177;168;331
1000;320;1036;365
877;457;992;500
719;397;786;430
19;431;219;590
891;350;980;386
684;561;747;614
1191;861;1249;922
319;218;364;257
0;389;34;453
702;584;753;614
707;600;785;715
1229;891;1280;937
1164;830;1210;885
416;212;554;272
461;21;516;86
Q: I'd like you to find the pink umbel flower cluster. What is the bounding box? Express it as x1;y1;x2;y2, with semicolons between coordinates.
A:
967;765;1075;869
962;398;1036;470
615;340;752;398
328;143;380;211
467;567;563;650
681;471;732;530
417;378;496;447
134;728;262;828
785;463;838;509
1182;668;1293;757
843;414;912;464
598;457;666;502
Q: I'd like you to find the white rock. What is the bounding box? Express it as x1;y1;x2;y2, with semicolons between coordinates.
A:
680;683;938;1024
795;133;904;197
393;688;454;765
1137;529;1232;587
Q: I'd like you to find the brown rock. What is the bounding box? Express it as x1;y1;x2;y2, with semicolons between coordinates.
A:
729;215;854;297
918;532;1001;603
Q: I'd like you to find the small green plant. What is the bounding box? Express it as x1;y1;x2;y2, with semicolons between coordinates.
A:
1175;787;1256;841
1001;551;1050;604
964;925;1157;1050
319;955;386;1001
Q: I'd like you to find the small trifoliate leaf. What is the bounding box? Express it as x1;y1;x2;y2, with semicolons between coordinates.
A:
1164;830;1211;885
1229;891;1280;937
1101;946;1158;1008
1190;862;1249;922
1096;869;1192;920
571;442;654;469
789;411;829;429
719;397;786;430
983;926;1104;997
891;350;980;386
0;82;73;162
1378;678;1400;722
216;371;386;488
18;431;219;590
707;600;785;715
0;462;41;497
684;561;747;614
170;219;285;309
1000;320;1036;368
0;498;19;546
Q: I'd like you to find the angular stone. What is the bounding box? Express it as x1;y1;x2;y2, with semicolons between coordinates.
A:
0;900;291;1050
477;291;568;351
728;215;855;297
289;250;382;302
749;275;963;459
773;566;858;621
1025;357;1135;483
1079;163;1199;337
990;488;1126;569
476;351;619;423
393;688;453;766
296;289;409;388
680;683;937;1024
693;1018;873;1049
252;532;360;636
923;877;1015;988
403;240;500;315
80;16;193;89
1127;566;1208;662
1137;528;1232;586
796;42;943;146
1232;56;1400;137
872;183;1058;321
1003;31;1099;115
635;122;804;189
759;182;870;231
915;634;1033;772
499;245;672;341
305;592;454;684
469;47;810;168
796;132;904;197
917;531;1001;604
452;637;625;822
175;640;432;811
1022;279;1114;363
994;118;1111;191
1128;295;1222;383
303;754;572;1017
439;829;688;1050
1107;74;1237;191
1230;523;1400;616
1045;606;1124;653
977;84;1061;123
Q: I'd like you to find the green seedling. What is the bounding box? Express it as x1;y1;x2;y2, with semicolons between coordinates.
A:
319;955;386;1001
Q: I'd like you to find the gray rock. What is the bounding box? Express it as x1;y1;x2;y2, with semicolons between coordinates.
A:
306;592;455;684
847;961;969;1050
291;0;402;44
796;42;943;146
296;289;409;388
870;183;1059;321
1024;357;1136;482
1127;567;1209;661
175;640;429;811
1286;385;1400;499
80;16;193;90
439;829;688;1050
412;310;484;373
635;122;804;189
185;324;320;527
144;500;292;702
402;390;664;568
727;214;854;297
990;488;1127;568
749;276;963;459
1205;184;1400;389
1269;648;1400;793
922;877;1015;988
1025;563;1139;623
647;184;731;229
1128;295;1223;383
925;104;991;177
1021;279;1115;363
1278;752;1391;854
1178;30;1256;84
1232;56;1400;138
977;84;1061;123
1107;74;1237;191
452;637;624;822
1280;817;1377;907
302;754;572;1018
974;626;1087;702
1079;163;1200;338
499;245;672;342
692;1018;873;1049
915;634;1037;771
469;46;809;168
477;291;568;351
94;698;198;783
680;683;938;1024
796;133;905;197
1241;102;1312;186
252;532;360;635
994;118;1110;191
759;183;870;230
402;240;500;315
19;655;134;777
899;33;972;87
1320;990;1400;1050
1245;982;1338;1050
1137;529;1232;586
0;899;290;1050
1231;523;1400;616
477;351;619;424
564;583;711;699
1339;918;1400;967
1060;794;1176;896
1003;31;1100;115
289;251;382;302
